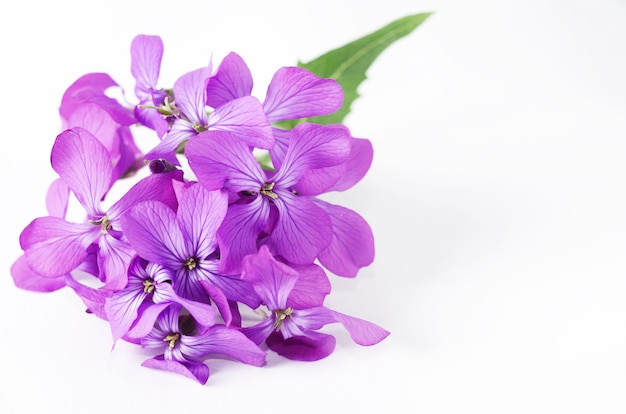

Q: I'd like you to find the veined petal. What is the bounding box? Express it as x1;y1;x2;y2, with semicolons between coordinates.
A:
141;357;210;385
273;123;351;188
97;235;135;290
265;330;335;361
20;217;100;278
241;245;298;310
263;67;343;122
51;128;112;217
200;281;233;327
64;272;110;320
186;130;265;192
180;325;266;367
314;200;375;277
105;284;148;344
328;308;390;346
173;67;211;125
128;302;171;338
268;127;291;171
131;35;163;96
208;96;273;149
269;192;332;265
121;201;187;269
327;137;373;192
45;178;70;218
155;282;216;327
195;265;261;309
108;172;178;223
177;184;227;259
10;255;66;292
205;52;253;108
286;262;331;309
293;162;347;196
135;106;169;138
216;196;270;275
240;317;275;345
65;103;118;153
145;119;196;165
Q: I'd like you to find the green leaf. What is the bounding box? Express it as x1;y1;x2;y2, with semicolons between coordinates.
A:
294;12;432;126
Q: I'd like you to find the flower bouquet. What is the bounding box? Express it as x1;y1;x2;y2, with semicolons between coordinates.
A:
11;13;430;384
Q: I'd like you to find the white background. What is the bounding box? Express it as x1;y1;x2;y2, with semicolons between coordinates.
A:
2;0;625;412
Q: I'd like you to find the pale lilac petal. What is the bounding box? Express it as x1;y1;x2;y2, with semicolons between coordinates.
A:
241;245;298;310
180;325;266;367
112;126;145;180
108;172;178;222
45;178;70;218
269;192;332;265
327;137;373;191
135;106;169;138
286;263;330;309
121;201;187;268
128;302;171;338
105;286;148;343
64;273;110;319
216;197;270;274
205;52;253;108
293;163;347;196
314;200;375;277
329;309;390;346
51;128;112;217
97;235;135;290
177;184;228;258
20;217;100;278
186;130;266;192
273;123;351;188
240;317;274;345
289;307;337;331
144;119;195;165
266;330;336;361
174;67;211;125
10;255;66;292
263;67;343;122
65;103;118;152
208;96;273;149
141;357;209;384
131;35;163;97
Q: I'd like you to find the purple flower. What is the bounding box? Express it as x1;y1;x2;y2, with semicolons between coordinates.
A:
240;246;389;361
144;64;273;165
185;123;351;273
141;303;266;384
120;182;261;310
19;128;178;290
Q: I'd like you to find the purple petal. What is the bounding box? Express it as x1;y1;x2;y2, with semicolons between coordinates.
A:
314;200;375;277
273;123;351;188
186;130;266;192
155;282;217;328
141;357;209;384
241;245;298;309
205;52;253;108
216;196;270;275
20;217;100;278
144;119;195;165
268;127;291;170
108;172;178;222
286;262;330;309
174;67;212;125
208;96;273;149
177;184;227;259
128;302;171;338
97;235;135;290
196;267;262;309
180;325;266;367
329;309;390;346
10;255;66;292
105;285;148;344
121;201;186;269
51;128;112;217
266;330;335;361
269;192;332;265
64;273;111;320
64;103;118;152
328;137;373;192
293;163;347;196
131;35;163;97
45;178;70;218
263;67;343;122
135;106;169;138
240;316;275;345
200;281;233;327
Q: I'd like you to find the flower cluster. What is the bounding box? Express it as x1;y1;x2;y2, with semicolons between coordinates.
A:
12;35;388;384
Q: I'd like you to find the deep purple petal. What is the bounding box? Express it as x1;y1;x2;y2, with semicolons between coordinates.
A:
131;35;163;97
327;137;373;191
141;357;209;384
10;255;66;292
216;196;270;274
328;309;390;346
269;192;332;265
314;200;375;277
208;96;273;149
177;184;227;259
186;130;266;192
20;217;100;278
180;325;266;367
51;128;112;217
266;330;336;361
174;67;211;125
240;317;274;345
263;67;343;122
205;52;253;108
273;123;351;188
121;201;186;268
45;178;70;218
241;245;298;310
286;262;330;309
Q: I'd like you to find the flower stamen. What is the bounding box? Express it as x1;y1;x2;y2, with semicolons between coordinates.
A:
261;182;278;199
163;333;181;350
89;216;112;234
184;257;197;271
273;307;294;331
143;279;156;293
